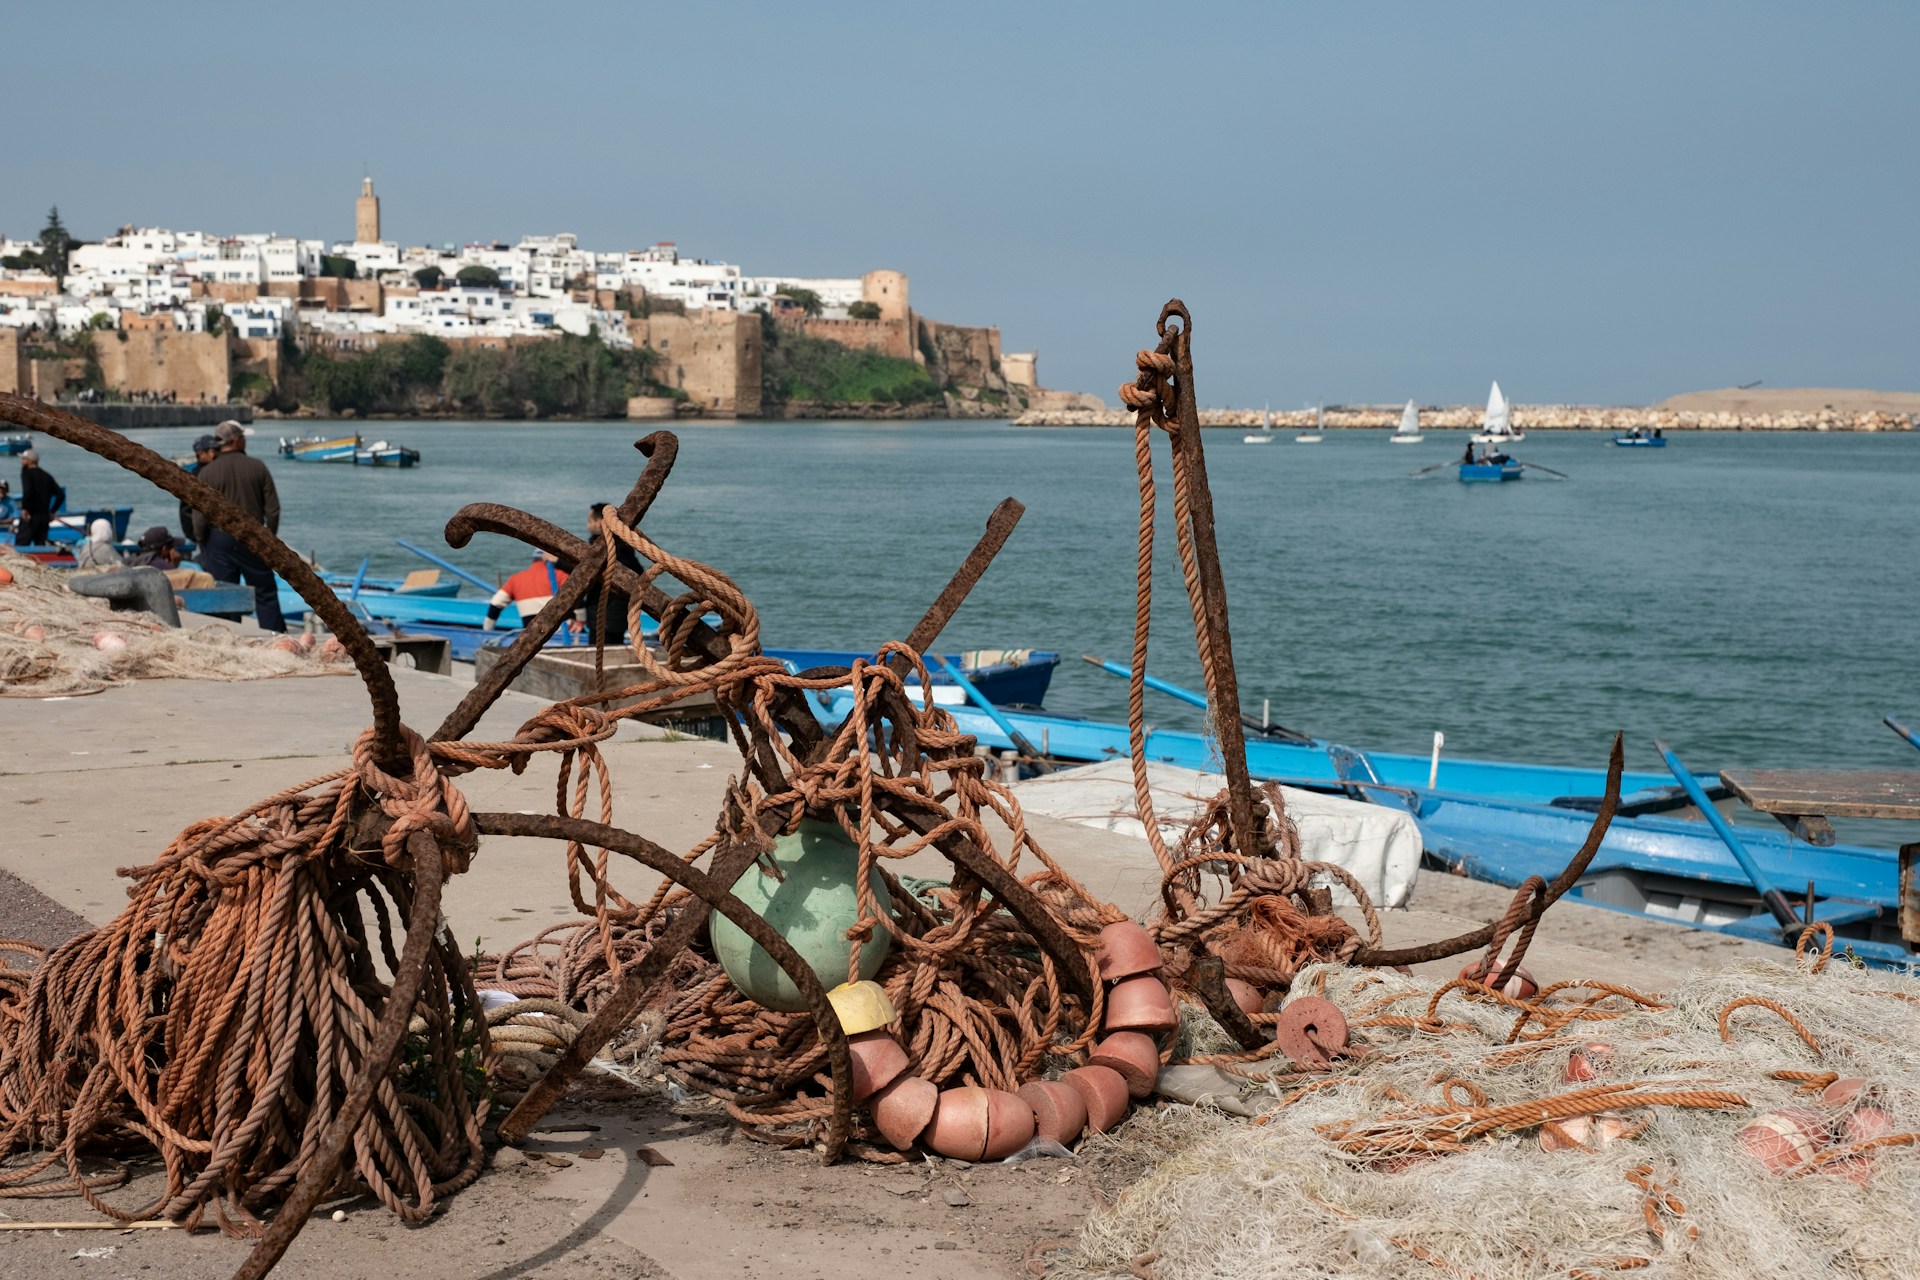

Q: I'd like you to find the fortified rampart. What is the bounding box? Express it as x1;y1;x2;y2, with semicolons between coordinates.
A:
627;310;761;417
0;330;26;395
90;330;231;403
785;316;914;361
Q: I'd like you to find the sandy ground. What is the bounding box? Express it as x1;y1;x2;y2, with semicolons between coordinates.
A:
1654;386;1920;414
0;666;1795;1276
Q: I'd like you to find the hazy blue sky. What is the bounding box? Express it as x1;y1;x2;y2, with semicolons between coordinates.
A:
9;3;1915;406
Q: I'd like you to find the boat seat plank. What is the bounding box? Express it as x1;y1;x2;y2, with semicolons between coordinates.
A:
1720;769;1920;821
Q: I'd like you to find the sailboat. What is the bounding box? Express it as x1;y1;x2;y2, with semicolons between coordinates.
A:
1390;400;1424;444
1295;404;1324;444
1470;381;1523;445
1243;404;1274;444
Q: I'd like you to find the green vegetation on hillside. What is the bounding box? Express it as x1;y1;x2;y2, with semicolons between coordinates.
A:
295;332;666;418
760;319;937;405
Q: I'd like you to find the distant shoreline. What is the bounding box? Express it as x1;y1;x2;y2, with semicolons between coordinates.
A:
1013;406;1915;432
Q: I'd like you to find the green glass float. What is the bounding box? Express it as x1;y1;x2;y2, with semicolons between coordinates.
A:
709;817;893;1013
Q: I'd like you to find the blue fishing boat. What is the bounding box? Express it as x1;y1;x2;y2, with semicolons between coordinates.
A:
315;568;459;597
355;440;421;467
279;434;359;463
1326;752;1909;968
1612;429;1668;448
1459;457;1523;483
2;434;31;455
765;647;1057;709
803;691;1722;812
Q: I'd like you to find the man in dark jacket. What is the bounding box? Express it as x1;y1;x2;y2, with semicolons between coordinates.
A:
17;450;63;547
582;501;643;647
188;421;285;631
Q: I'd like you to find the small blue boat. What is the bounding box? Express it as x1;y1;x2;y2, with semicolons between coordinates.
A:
2;434;31;456
279;434;359;463
1612;429;1668;448
804;692;1720;812
1459;458;1522;482
355;440;421;467
763;647;1058;709
1342;773;1908;967
316;568;459;597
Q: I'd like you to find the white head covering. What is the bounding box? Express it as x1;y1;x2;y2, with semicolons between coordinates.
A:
88;518;114;545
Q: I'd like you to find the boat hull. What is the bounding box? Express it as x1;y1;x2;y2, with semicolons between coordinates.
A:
805;693;1717;811
1612;436;1668;448
1380;787;1909;965
1459;462;1522;482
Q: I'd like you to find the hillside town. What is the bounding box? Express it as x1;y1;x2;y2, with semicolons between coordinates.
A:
0;180;1082;418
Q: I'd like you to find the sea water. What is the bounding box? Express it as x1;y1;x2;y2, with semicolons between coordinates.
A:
32;421;1920;778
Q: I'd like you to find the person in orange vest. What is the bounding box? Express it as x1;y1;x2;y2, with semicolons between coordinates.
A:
483;551;576;630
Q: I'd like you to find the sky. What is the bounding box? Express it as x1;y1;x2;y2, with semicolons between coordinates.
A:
7;2;1916;407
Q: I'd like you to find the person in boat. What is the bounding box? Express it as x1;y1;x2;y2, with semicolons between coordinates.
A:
1462;441;1477;465
0;480;14;526
188;421;286;631
17;449;64;548
73;518;124;570
581;501;642;647
126;526;183;570
484;551;573;631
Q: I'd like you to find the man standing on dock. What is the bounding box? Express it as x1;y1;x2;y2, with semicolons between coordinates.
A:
188;421;286;632
582;501;641;647
16;450;63;548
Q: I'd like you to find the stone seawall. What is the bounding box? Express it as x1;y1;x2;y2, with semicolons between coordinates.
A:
1013;406;1916;432
55;403;255;431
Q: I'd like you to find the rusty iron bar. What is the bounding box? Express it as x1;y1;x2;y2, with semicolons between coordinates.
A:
0;394;408;770
492;817;769;1146
1353;734;1625;968
1189;953;1268;1051
890;497;1026;673
1157;302;1262;869
432;433;680;744
474;810;854;1158
230;828;449;1280
440;503;825;770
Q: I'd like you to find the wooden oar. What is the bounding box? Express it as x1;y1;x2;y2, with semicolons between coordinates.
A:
1885;714;1920;754
1081;655;1314;744
1519;461;1569;479
1409;460;1455;477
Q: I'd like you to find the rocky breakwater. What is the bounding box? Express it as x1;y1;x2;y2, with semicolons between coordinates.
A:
1013;405;1917;432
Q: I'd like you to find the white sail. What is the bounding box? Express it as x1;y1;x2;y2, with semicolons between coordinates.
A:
1398;400;1419;436
1483;382;1511;437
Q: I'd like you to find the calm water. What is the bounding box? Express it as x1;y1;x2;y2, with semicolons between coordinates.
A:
29;421;1920;778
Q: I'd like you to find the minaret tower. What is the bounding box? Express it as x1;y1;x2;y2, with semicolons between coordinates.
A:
354;176;381;244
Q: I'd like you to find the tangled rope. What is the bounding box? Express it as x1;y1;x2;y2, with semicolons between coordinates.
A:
0;725;482;1233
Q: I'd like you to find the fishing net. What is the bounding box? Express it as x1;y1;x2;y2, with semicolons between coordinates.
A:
0;549;350;697
1060;941;1920;1280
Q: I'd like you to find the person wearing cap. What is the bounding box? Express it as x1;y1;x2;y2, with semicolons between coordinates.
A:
126;526;183;570
17;449;64;548
483;552;573;630
188;421;285;631
581;501;642;646
179;434;219;537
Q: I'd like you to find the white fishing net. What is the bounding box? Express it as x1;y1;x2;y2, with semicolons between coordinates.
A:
0;548;352;697
1063;949;1920;1280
